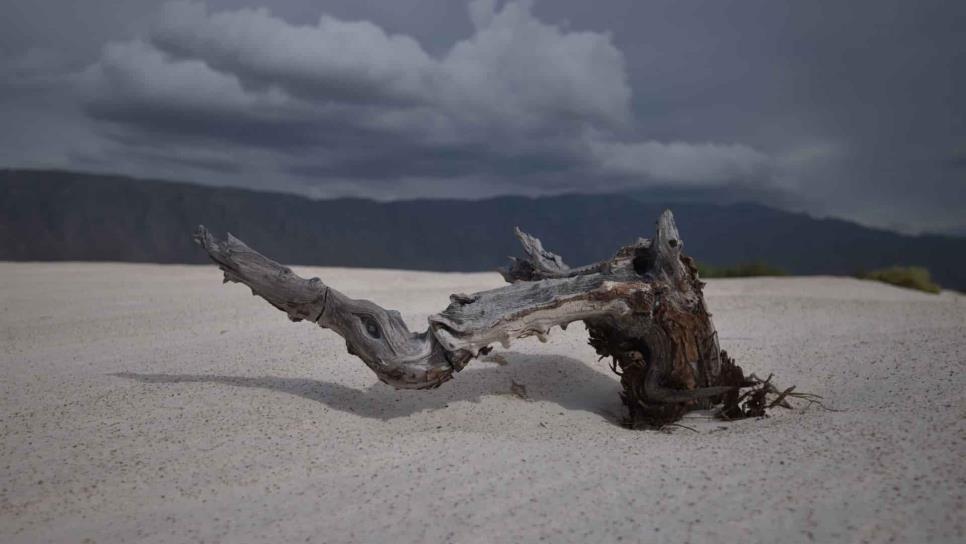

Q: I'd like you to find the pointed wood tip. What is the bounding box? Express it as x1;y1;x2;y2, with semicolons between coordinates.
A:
192;225;211;247
655;209;682;248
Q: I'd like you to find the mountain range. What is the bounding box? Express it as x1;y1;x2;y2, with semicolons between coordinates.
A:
2;169;964;290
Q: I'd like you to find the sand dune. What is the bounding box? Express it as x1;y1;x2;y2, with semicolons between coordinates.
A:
1;263;963;543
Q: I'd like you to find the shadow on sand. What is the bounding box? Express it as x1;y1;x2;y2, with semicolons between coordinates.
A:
112;351;624;423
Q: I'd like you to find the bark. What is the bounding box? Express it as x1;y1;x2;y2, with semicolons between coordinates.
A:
194;209;784;428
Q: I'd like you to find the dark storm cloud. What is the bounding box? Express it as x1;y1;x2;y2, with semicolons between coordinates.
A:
535;0;966;231
70;1;660;192
0;0;963;231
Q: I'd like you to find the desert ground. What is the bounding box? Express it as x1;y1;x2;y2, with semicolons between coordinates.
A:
1;262;963;543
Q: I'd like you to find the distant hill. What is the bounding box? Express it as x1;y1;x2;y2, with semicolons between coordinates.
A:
3;169;965;290
941;225;966;238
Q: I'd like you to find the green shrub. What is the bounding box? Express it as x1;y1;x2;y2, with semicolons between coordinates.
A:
695;261;788;278
856;266;941;294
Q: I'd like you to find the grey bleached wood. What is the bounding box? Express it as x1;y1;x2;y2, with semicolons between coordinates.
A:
500;227;611;282
192;226;644;387
194;210;776;427
194;226;453;389
500;227;572;281
431;271;641;355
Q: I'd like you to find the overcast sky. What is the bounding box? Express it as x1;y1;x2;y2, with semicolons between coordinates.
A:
2;0;963;233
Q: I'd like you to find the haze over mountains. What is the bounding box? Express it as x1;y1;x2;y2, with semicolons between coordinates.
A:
2;169;965;290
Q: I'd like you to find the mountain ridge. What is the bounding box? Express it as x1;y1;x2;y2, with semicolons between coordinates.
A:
2;169;964;290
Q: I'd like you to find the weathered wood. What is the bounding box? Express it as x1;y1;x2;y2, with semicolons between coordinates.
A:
194;209;785;428
500;227;612;282
194;226;453;389
497;211;743;425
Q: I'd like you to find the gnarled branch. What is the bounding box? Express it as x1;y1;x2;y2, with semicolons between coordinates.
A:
194;226;452;389
194;210;784;427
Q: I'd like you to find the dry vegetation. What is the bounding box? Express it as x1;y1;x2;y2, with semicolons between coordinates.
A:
857;266;942;294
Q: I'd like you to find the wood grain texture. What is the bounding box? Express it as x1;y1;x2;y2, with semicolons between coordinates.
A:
194;209;767;426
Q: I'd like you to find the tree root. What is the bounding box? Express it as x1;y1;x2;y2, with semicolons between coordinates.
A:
608;349;832;430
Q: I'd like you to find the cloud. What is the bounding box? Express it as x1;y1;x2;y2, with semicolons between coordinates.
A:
75;0;771;195
5;0;965;232
81;40;294;120
438;0;630;130
590;140;771;185
150;1;436;106
1;48;76;90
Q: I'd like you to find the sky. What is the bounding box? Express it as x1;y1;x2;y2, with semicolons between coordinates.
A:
1;0;964;234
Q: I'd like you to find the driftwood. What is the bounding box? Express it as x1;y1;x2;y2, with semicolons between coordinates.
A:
194;210;798;428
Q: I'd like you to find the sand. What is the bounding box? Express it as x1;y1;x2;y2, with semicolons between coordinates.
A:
1;262;964;543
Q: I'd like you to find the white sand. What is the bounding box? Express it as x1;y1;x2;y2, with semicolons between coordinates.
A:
1;262;964;543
